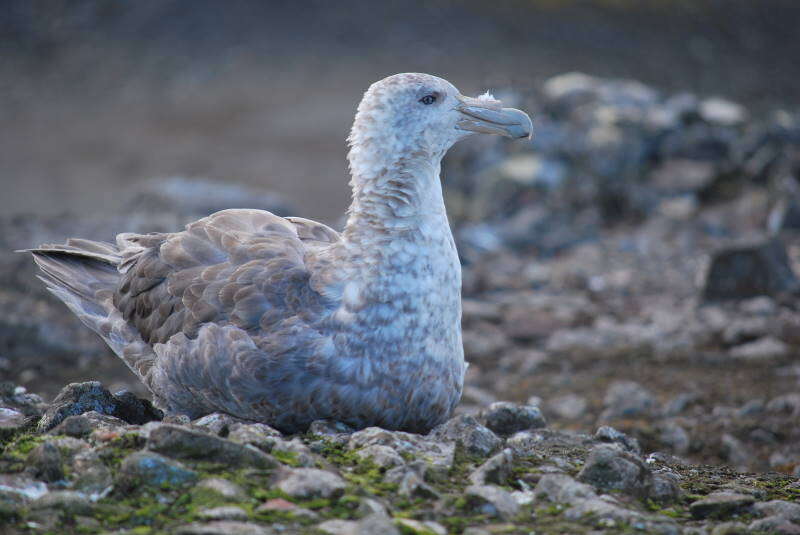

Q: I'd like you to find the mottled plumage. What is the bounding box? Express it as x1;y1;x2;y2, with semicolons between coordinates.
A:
26;73;532;433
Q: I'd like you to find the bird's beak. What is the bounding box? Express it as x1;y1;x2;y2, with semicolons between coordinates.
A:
455;94;532;140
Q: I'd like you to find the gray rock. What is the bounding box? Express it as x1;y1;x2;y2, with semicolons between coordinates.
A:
577;444;653;498
428;415;501;457
709;522;749;535
534;473;597;505
662;392;699;417
317;513;400;535
308;420;355;436
112;389;164;426
50;414;94;438
563;496;643;526
355;444;404;469
601;381;657;420
197;506;249;521
30;490;93;515
395;518;447;535
0;474;49;502
479;402;546;436
748;516;800;534
658;421;691;455
227;423;282;452
174;521;271;535
754;500;800;522
547;394;588;420
349;427;454;474
720;434;752;467
275;467;345;499
193;413;251;436
690;492;755;519
70;449;113;498
37;382;116;432
147;424;277;468
650;472;683;504
37;382;161;431
50;411;131;438
0;383;46;419
468;448;514;485
0;407;27;440
117;451;198;490
729;336;790;361
703;239;800;301
25;441;64;482
196;478;249;502
271;438;317;467
387;465;439;500
595;425;642;454
464;484;519;520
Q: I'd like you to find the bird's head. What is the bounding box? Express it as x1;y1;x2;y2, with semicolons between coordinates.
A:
348;73;532;177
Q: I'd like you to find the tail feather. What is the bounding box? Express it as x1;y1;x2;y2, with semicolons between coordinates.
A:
23;240;158;390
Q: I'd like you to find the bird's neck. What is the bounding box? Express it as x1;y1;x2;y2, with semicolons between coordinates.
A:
343;149;449;243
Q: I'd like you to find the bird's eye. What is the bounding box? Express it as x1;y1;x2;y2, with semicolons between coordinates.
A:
419;94;437;105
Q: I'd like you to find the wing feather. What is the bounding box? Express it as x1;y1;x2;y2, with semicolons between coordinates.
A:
113;209;338;346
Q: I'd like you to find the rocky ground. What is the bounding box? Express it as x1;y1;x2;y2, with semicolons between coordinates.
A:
1;72;799;533
1;382;798;535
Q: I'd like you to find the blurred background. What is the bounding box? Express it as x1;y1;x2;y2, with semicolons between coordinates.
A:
2;1;800;473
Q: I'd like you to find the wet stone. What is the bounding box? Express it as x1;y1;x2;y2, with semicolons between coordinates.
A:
479;402;546;436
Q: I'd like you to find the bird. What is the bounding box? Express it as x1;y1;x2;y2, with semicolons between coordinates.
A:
24;73;532;434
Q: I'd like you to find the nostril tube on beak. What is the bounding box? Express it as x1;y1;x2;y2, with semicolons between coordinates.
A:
456;98;533;139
